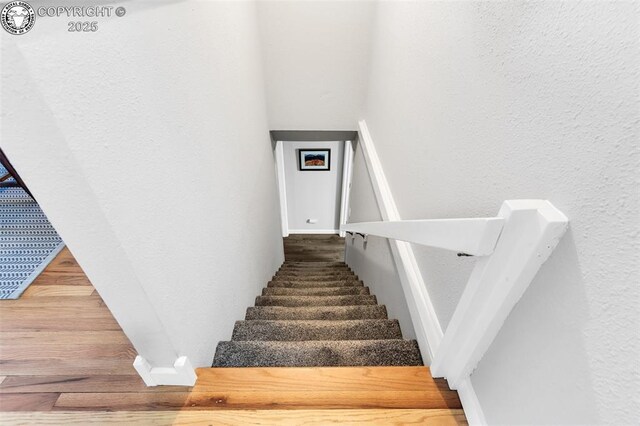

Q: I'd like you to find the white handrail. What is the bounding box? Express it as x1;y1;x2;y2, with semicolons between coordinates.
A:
341;199;568;391
341;217;505;256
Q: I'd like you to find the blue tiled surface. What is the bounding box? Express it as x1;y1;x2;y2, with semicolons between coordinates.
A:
0;165;64;299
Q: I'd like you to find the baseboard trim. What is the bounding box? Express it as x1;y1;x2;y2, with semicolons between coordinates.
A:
457;377;487;425
354;120;485;423
133;356;197;386
288;229;339;234
355;120;443;364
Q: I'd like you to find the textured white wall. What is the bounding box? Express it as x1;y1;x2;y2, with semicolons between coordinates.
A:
345;146;416;339
357;1;639;424
283;141;343;232
257;0;374;129
1;1;284;368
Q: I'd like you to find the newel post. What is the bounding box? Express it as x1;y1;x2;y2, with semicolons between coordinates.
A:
431;200;569;389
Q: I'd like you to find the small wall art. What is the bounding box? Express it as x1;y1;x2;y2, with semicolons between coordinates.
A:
299;149;331;171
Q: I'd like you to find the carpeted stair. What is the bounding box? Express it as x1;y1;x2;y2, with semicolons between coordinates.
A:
212;261;423;367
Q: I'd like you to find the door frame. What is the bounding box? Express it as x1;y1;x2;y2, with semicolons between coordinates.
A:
274;140;289;237
273;140;354;237
338;140;354;237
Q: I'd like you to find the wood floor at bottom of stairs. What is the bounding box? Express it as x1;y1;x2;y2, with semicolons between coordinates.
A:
0;408;467;425
0;367;467;424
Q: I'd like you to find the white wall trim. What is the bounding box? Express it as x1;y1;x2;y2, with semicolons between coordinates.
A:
274;141;289;237
133;355;197;386
353;119;499;423
339;140;355;237
457;377;488;425
288;229;339;234
351;121;569;422
355;120;443;364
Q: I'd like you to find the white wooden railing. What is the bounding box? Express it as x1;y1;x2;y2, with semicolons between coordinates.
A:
341;199;568;390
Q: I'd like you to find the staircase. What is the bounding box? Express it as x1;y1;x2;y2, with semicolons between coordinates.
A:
212;259;423;367
201;236;465;423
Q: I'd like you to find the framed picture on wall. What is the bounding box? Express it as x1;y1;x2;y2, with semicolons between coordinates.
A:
299;149;331;171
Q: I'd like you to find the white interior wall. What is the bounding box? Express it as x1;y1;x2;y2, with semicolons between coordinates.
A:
1;1;284;369
283;141;344;233
257;0;375;129
352;1;639;424
1;2;637;417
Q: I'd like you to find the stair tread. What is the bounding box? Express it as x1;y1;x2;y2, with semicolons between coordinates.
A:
255;295;377;307
212;340;423;367
195;366;449;391
232;319;402;341
245;305;388;320
189;366;461;411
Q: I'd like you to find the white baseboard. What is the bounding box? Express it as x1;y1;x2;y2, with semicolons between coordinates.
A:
288;229;339;234
133;356;197;386
274;141;290;237
457;377;487;425
354;119;484;422
355;120;442;363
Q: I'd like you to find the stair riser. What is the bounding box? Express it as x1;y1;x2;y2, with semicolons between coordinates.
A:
272;275;359;282
263;287;369;296
232;320;402;341
278;270;352;274
282;266;347;270
212;340;423;367
280;264;350;267
255;295;377;307
268;281;363;288
280;264;350;269
276;271;355;276
245;306;388;320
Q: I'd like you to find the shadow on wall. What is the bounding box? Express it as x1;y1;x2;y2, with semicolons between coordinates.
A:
345;235;417;341
412;244;476;333
471;230;601;425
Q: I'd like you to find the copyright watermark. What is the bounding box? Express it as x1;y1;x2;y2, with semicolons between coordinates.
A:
1;2;127;34
1;1;35;35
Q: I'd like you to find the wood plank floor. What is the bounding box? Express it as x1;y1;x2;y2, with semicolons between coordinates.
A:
0;245;467;424
283;234;345;262
0;248;190;411
1;409;467;425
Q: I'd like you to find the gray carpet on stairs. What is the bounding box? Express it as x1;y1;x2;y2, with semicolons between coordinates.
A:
245;305;388;320
212;260;423;367
231;319;402;341
267;279;363;288
214;340;422;367
262;286;370;296
255;294;377;307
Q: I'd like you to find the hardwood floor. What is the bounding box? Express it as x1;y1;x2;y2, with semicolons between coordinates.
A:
283;234;345;262
0;247;191;417
0;246;467;424
1;409;467;425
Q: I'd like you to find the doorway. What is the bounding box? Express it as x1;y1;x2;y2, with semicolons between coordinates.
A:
274;137;354;237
